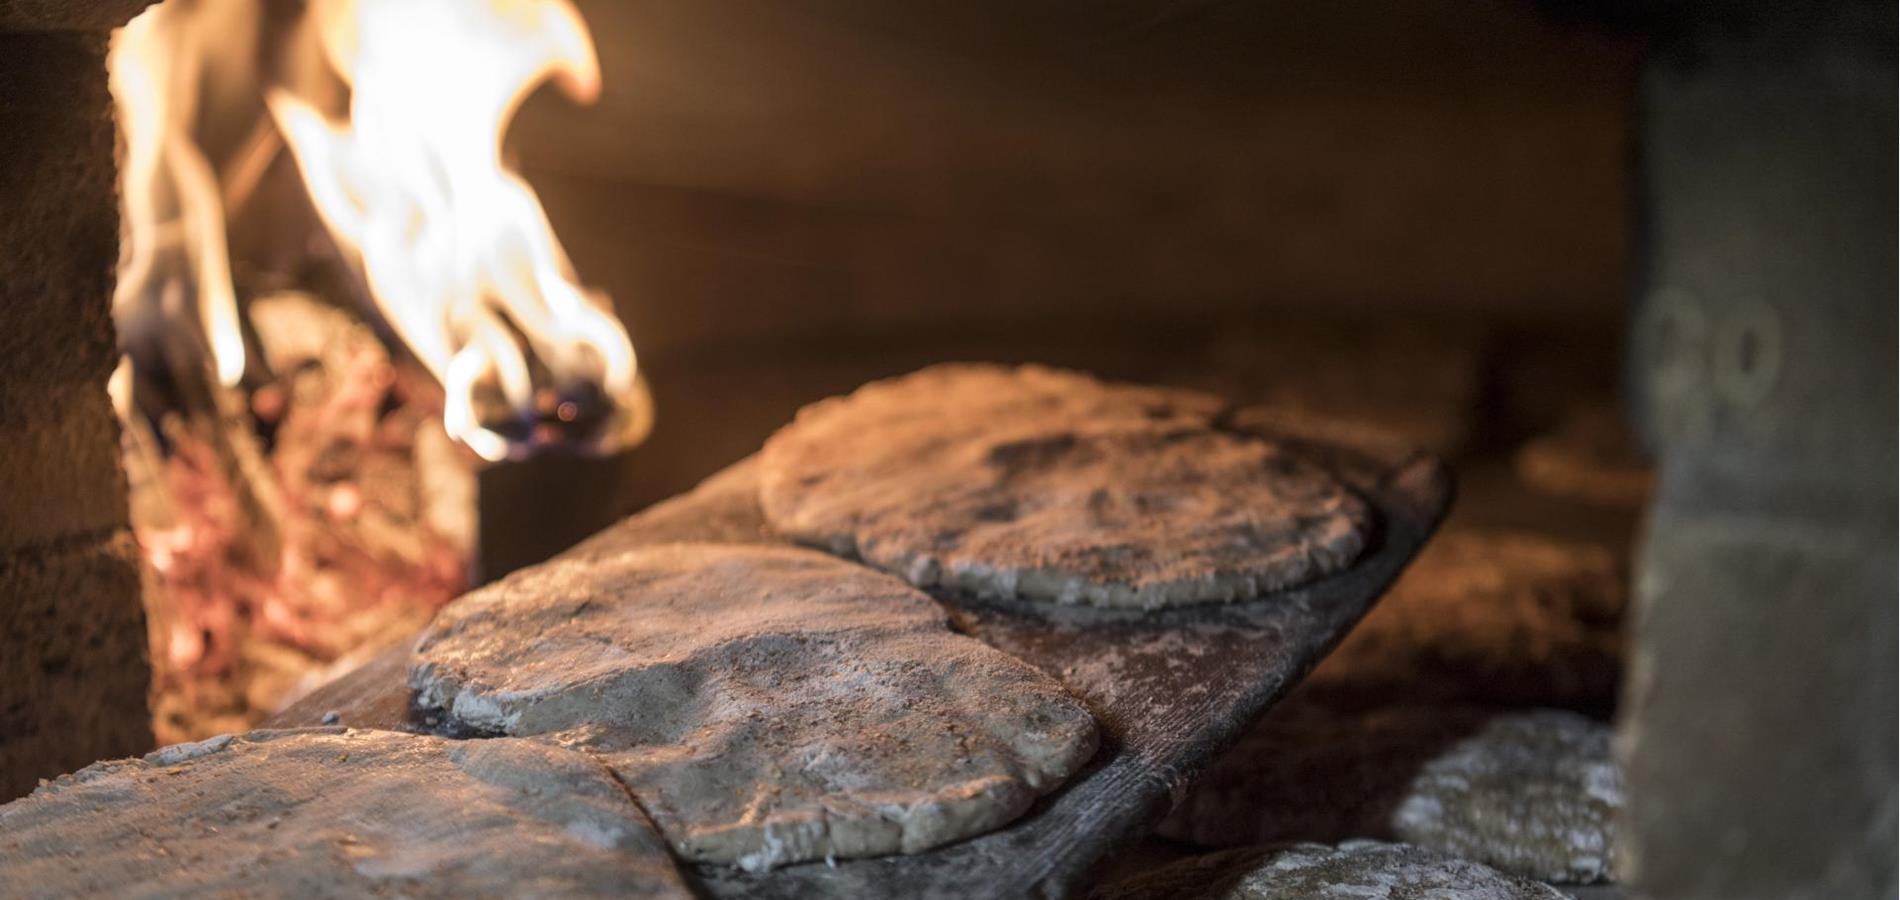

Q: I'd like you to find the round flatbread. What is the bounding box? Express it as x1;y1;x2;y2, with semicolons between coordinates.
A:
1091;841;1566;900
1392;709;1621;884
0;728;689;899
759;364;1372;609
411;542;1099;871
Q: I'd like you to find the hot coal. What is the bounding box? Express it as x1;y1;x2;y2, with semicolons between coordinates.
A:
129;294;473;744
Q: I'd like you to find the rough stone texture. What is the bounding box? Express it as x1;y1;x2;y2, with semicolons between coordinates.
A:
759;364;1371;608
0;531;149;801
1392;710;1620;884
1299;528;1628;715
1618;17;1896;900
0;27;152;801
1090;842;1567;900
412;541;1100;870
0;381;132;549
0;0;155;31
0;32;122;391
0;727;692;898
1622;504;1896;900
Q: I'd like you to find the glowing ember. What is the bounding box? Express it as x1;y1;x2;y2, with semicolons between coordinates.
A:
127;296;468;743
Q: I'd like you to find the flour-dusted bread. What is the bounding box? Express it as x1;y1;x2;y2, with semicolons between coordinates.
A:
0;728;690;899
759;364;1372;609
411;542;1099;871
1391;709;1622;884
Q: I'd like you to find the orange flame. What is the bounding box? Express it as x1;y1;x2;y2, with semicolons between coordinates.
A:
109;0;251;388
269;0;645;461
108;0;649;461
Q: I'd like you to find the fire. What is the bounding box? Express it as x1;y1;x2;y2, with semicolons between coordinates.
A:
109;0;650;461
108;0;251;388
105;0;649;740
269;0;647;461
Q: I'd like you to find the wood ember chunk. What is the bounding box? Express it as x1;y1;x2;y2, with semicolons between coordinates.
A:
410;542;1100;871
758;363;1372;609
1390;709;1621;884
0;728;691;899
1089;841;1567;900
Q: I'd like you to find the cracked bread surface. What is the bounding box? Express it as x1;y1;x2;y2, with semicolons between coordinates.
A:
412;542;1099;871
760;363;1372;608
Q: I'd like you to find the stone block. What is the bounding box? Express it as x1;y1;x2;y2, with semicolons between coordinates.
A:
0;26;149;802
0;0;155;31
0;380;128;549
0;31;121;390
1621;504;1894;900
1619;22;1896;900
0;530;151;801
